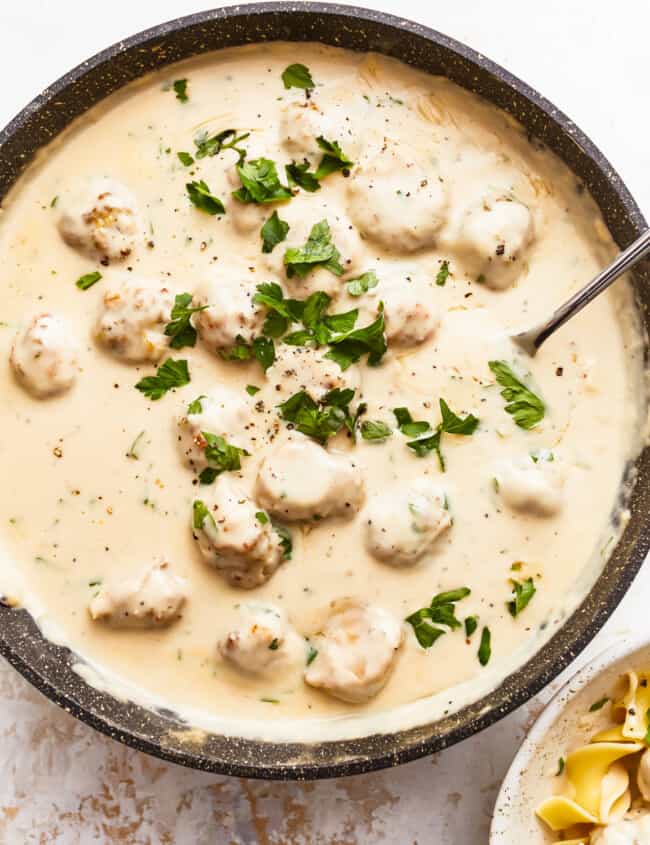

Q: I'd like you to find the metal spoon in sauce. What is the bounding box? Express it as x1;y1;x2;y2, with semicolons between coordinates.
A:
513;229;650;356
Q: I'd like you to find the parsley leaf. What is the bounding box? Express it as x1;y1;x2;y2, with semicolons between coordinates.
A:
255;510;269;524
278;390;347;444
324;304;387;370
306;644;318;665
439;398;479;435
261;211;290;254
187;395;206;415
164;292;208;350
177;151;194;167
233;158;292;204
464;615;478;637
76;271;102;290
286;160;321;193
282;63;315;90
198;431;249;484
435;260;450;286
488;360;545;430
406;588;471;649
507;577;536;617
172;79;189;102
314;136;354;180
194;128;250;162
135;359;190;400
589;697;610;713
193;499;216;532
273;521;293;559
246;384;260;396
395;400;479;470
347;271;379;297
219;334;276;372
360;420;392;441
284;220;343;279
186;180;225;215
478;627;492;666
556;757;565;776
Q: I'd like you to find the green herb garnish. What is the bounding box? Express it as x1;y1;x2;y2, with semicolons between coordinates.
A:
177;151;194;167
394;399;479;470
347;271;379;297
507;577;536;617
76;271;102;290
273;521;293;559
255;511;269;525
233;158;292;204
556;757;565;776
360;420;392;441
219;334;276;372
278;389;352;444
589;697;610;713
194;128;250;162
285;160;321;193
284;219;343;279
192;499;215;532
246;384;260;396
135;359;190;400
435;261;450;287
478;627;492;666
314;136;354;180
198;432;249;484
324;304;386;370
405;588;471;649
187;395;206;415
186;180;225;215
172;79;189;102
464;616;478;637
261;210;290;253
282;63;315;90
164;292;208;350
488;360;545;430
306;644;318;665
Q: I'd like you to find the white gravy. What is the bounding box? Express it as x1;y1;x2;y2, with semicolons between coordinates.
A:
0;43;644;743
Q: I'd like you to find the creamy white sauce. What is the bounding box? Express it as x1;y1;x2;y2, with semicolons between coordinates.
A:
0;43;645;743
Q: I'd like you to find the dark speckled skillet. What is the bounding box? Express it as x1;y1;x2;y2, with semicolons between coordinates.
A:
1;3;649;780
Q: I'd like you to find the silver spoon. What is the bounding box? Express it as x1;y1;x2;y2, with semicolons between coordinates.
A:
512;229;650;356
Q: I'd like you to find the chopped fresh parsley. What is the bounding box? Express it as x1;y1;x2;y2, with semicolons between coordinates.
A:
488;360;545;430
405;588;471;649
314;136;354;180
164;292;208;349
172;79;189;102
187;395;206;415
278;389;350;444
219;334;276;372
269;638;280;651
135;359;190;400
281;63;315;90
194;128;250;162
360;420;392;441
556;758;565;776
261;211;290;254
478;627;492;666
306;644;318;665
507;577;536;617
324;304;387;370
394;399;479;470
126;430;146;460
273;521;293;559
233;158;292;204
589;697;610;713
436;260;450;287
192;499;215;532
255;510;269;525
75;271;102;290
177;151;194;167
347;270;379;297
464;615;478;637
284;219;343;279
286;160;321;193
246;384;260;396
198;432;249;484
186;180;225;215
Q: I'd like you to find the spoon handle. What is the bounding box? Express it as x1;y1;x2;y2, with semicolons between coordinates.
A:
513;228;650;355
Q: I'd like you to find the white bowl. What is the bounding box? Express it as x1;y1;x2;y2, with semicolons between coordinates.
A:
490;634;650;844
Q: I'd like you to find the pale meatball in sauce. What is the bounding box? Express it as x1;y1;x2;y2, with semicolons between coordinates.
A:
218;602;305;677
495;453;565;517
10;313;79;398
57;177;141;263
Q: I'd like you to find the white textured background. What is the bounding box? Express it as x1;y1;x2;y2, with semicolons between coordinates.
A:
1;2;649;842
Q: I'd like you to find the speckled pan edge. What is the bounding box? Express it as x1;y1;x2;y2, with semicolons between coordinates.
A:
1;2;649;781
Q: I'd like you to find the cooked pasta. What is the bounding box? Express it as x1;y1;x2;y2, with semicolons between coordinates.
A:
536;670;650;843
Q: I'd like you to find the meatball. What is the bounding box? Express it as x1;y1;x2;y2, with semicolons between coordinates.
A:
89;560;188;628
279;98;354;162
590;811;650;845
256;435;365;522
192;477;286;588
10;313;79;398
218;602;305;677
364;479;451;566
195;274;265;353
266;343;361;403
57;177;141;263
176;387;252;475
304;599;403;703
347;146;448;252
454;194;534;289
95;279;174;364
495;453;564;517
352;268;439;347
